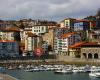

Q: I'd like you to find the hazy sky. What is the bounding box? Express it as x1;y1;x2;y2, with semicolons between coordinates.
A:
0;0;100;21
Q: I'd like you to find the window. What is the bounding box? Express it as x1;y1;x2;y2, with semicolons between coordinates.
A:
42;27;44;31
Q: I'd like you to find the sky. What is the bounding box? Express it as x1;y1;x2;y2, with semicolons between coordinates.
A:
0;0;100;21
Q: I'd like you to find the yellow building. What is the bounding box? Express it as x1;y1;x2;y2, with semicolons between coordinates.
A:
59;18;76;29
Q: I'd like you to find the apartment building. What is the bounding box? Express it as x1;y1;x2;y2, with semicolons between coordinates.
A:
0;40;19;57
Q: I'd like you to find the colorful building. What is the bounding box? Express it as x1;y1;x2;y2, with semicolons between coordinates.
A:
23;32;43;56
53;27;71;54
59;18;75;30
74;20;90;31
59;32;81;55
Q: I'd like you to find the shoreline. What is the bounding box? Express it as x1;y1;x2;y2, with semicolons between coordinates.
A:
0;59;100;66
0;73;18;80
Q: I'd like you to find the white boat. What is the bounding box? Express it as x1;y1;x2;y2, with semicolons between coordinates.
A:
84;65;91;72
24;69;34;72
89;66;100;77
72;66;79;73
54;68;72;74
78;67;85;72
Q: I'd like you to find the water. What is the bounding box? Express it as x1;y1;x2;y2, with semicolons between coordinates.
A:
4;70;100;80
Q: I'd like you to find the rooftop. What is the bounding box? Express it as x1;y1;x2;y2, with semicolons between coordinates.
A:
61;32;77;38
26;32;38;37
69;42;85;48
5;27;20;32
69;42;100;48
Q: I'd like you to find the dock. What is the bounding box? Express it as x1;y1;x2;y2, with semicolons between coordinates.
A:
0;73;17;80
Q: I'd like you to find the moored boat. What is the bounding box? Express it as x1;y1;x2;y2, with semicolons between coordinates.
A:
89;66;100;77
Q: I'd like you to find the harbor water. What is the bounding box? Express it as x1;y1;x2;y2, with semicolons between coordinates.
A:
4;70;100;80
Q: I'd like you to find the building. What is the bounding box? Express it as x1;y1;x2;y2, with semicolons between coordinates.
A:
69;42;85;58
89;30;100;43
81;42;100;59
59;18;75;30
68;42;100;59
74;20;90;31
59;32;81;55
23;32;43;56
0;40;19;57
32;25;48;35
42;28;54;51
0;27;21;42
53;27;71;54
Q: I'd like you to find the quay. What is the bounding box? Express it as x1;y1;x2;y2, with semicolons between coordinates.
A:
0;59;100;67
0;73;17;80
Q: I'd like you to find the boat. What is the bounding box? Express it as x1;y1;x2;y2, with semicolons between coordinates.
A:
84;65;91;72
72;67;79;73
24;69;34;72
78;67;85;73
54;68;72;74
89;66;100;77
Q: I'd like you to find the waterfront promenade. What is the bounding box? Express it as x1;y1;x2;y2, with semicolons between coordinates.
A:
0;58;100;67
0;73;17;80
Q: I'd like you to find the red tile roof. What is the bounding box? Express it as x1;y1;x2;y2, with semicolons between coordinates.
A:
69;42;99;48
0;40;16;42
82;42;98;46
69;42;86;48
5;27;20;32
61;32;77;38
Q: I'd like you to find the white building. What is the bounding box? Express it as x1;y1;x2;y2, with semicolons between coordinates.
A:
23;32;43;56
54;32;81;55
32;25;48;35
53;28;70;54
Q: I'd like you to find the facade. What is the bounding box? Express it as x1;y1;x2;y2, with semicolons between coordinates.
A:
0;40;19;57
24;32;43;56
59;18;75;29
74;20;90;31
89;30;100;43
0;27;21;42
59;32;81;55
68;42;85;58
32;25;48;35
42;29;54;50
81;42;100;59
53;27;71;54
